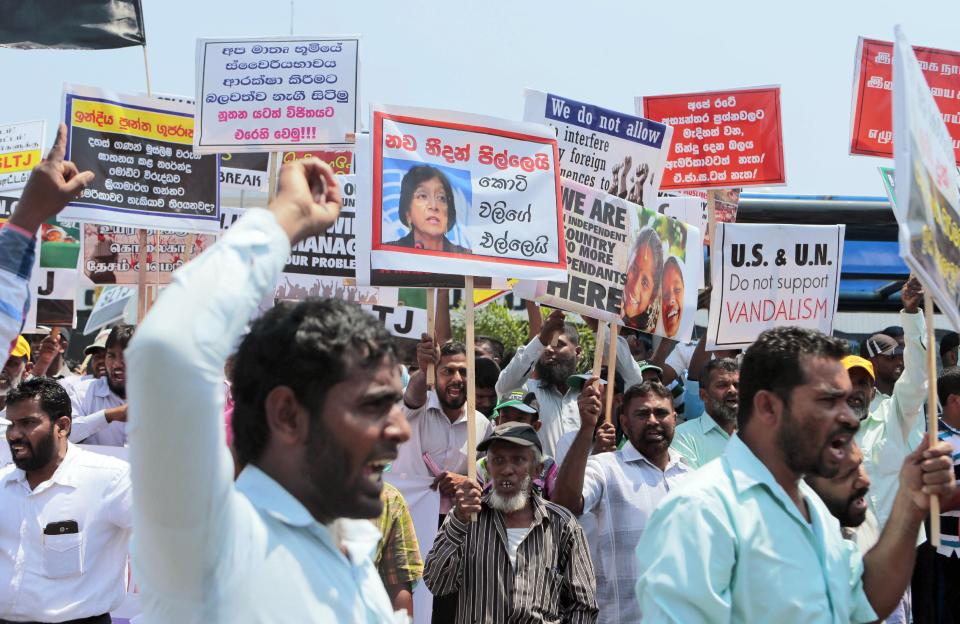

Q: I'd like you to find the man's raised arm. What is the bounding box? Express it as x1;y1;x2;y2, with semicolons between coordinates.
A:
126;159;340;600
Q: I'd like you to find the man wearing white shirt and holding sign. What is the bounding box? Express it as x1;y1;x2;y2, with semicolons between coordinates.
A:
1;377;132;624
127;159;411;622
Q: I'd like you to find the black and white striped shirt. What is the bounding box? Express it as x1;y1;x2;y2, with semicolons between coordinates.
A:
423;491;598;624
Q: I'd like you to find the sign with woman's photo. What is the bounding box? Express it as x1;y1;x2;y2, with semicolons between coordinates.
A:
523;89;672;210
527;179;637;322
365;104;566;284
620;206;702;341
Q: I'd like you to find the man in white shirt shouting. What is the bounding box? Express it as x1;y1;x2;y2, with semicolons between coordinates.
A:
127;159;411;623
68;324;133;446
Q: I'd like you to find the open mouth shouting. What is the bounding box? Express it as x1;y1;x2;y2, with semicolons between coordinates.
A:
362;456;394;487
827;432;853;463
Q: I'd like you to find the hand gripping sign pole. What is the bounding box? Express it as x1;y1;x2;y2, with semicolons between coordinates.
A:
605;324;620;425
426;288;436;388
924;291;942;546
465;276;478;522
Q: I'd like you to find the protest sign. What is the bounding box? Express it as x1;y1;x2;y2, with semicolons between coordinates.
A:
23;216;82;330
852;37;960;163
621;206;702;341
892;27;960;331
220;175;398;307
83;286;135;335
523;89;672;209
60;85;220;232
220;152;269;191
657;194;706;236
363;104;565;285
641;86;785;189
81;224;215;285
706;222;844;349
194;36;360;152
281;148;353;174
529;180;637;322
706;188;741;245
0;120;44;191
362;304;428;341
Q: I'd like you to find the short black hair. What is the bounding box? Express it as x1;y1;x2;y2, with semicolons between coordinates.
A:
398;165;456;232
475;335;505;362
938;366;960;406
6;376;71;422
231;299;397;465
106;324;136;351
738;327;848;429
941;332;960;358
440;341;467;359
561;322;580;346
703;357;740;386
476;356;500;390
622;380;673;409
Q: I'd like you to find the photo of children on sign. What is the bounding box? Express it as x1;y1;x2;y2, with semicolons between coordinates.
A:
621;207;701;341
381;160;473;254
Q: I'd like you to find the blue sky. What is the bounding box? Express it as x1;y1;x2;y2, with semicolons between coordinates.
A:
2;0;958;196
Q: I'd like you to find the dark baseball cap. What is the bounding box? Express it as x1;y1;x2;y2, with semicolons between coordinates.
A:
494;389;539;416
861;333;904;358
477;422;543;453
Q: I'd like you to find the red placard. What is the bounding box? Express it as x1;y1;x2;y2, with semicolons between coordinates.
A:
851;37;960;163
642;86;784;190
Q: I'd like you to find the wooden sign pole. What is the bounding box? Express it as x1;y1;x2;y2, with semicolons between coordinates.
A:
465;276;477;522
426;288;436;388
605;324;620;425
924;291;941;547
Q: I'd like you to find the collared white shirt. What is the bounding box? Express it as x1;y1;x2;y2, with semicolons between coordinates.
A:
857;311;928;528
125;208;405;623
581;442;691;624
0;443;132;621
496;337;581;457
393;390;493;479
68;376;125;446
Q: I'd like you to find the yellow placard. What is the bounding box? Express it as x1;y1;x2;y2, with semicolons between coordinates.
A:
0;149;41;174
71;98;195;145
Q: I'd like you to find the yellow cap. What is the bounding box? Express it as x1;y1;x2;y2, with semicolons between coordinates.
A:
841;355;875;380
9;335;30;359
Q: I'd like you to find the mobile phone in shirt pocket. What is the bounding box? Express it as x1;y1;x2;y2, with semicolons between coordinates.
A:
42;531;84;578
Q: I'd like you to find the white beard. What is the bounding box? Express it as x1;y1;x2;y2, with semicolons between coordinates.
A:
488;474;532;513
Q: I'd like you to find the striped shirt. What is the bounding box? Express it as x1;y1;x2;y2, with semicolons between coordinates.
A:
423;491;598;624
937;418;960;557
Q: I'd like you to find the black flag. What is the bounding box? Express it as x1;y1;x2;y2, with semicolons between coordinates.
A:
0;0;145;49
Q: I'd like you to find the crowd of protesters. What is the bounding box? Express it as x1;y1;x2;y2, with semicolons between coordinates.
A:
2;126;960;624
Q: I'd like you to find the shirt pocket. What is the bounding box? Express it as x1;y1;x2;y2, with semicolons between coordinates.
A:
42;532;84;579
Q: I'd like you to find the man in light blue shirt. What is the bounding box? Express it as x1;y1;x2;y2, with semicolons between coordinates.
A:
670;357;739;468
636;326;956;623
127;160;411;623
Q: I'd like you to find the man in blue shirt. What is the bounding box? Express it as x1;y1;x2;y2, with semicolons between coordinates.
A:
636;326;956;623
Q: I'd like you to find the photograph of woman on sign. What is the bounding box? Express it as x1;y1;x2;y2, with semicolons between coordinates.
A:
385;164;471;254
661;256;685;338
621;226;663;333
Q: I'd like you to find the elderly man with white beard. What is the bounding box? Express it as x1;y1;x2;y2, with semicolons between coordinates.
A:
423;423;598;624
